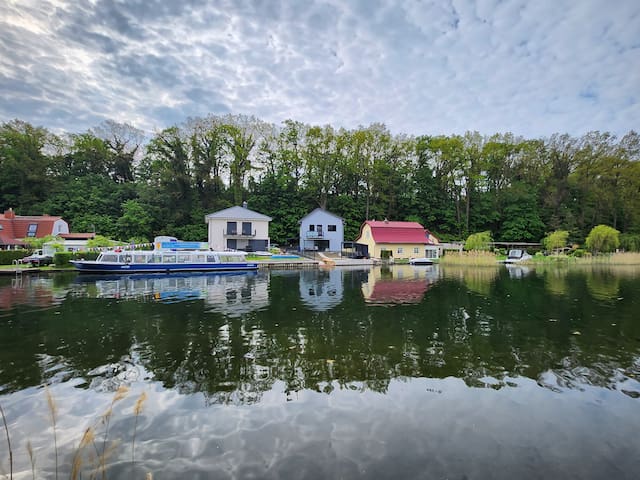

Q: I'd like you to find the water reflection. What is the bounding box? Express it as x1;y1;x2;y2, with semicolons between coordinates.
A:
75;272;270;317
361;264;439;304
441;265;500;295
2;267;640;479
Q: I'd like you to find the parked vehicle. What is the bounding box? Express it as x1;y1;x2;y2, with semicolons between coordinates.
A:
19;249;54;266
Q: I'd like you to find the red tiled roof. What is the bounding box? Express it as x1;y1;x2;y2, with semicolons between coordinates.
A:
365;221;429;244
0;210;65;246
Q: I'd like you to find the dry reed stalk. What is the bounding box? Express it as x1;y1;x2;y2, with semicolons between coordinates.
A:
100;385;129;480
131;392;147;466
44;387;58;480
26;441;35;480
71;427;95;480
0;402;12;480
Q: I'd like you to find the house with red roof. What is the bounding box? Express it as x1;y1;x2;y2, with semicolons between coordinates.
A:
0;208;70;249
355;219;439;260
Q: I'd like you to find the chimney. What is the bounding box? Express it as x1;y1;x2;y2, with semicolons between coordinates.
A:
242;201;248;209
4;208;15;219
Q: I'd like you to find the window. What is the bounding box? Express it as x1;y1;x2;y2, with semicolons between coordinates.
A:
328;225;336;232
309;224;315;231
414;247;419;254
397;247;404;254
27;223;38;237
226;221;237;235
0;224;3;230
242;222;252;236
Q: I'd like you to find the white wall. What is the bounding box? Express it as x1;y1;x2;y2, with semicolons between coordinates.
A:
299;210;344;251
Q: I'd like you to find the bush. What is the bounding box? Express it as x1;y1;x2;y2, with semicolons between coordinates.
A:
571;249;586;257
53;252;73;266
620;233;640;252
71;251;100;261
0;249;30;265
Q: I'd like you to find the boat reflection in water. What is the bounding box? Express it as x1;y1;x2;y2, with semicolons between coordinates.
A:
361;264;440;305
76;271;269;317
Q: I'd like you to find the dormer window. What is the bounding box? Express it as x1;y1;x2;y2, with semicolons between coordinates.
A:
27;223;38;237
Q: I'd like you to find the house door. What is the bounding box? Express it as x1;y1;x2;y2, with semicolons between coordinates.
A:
317;225;323;237
227;239;237;250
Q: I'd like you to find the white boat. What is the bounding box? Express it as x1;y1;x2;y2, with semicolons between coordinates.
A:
501;249;532;264
71;238;258;274
409;257;435;265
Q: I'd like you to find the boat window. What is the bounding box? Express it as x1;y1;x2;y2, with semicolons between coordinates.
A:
102;254;118;262
177;254;190;263
163;254;176;263
133;254;147;263
121;254;132;264
194;254;206;263
207;255;217;263
219;254;240;263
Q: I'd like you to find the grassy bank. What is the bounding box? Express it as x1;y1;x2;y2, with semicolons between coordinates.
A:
439;251;499;266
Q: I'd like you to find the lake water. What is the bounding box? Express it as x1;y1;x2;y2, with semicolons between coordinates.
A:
1;265;639;479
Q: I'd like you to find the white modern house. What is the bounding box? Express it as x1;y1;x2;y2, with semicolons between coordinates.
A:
205;204;272;252
299;208;344;252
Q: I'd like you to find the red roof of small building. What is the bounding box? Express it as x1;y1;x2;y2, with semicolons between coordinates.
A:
364;220;433;244
0;209;65;246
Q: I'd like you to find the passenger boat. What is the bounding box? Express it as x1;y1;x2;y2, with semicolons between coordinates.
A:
70;238;259;274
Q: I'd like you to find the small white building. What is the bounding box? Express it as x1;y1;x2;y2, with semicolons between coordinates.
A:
205;204;272;252
299;208;344;252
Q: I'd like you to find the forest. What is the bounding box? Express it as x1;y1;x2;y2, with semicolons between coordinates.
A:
1;115;639;248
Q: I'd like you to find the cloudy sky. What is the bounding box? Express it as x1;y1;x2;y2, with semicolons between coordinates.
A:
1;0;638;138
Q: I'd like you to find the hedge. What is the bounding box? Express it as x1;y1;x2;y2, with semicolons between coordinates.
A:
0;249;30;265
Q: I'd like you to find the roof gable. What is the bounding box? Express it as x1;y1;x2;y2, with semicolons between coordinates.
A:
0;212;65;245
366;220;429;244
300;208;343;223
205;205;272;221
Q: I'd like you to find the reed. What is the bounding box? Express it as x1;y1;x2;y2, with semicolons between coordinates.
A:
44;386;58;480
131;392;147;467
26;441;35;480
0;402;12;480
99;385;129;480
440;250;499;266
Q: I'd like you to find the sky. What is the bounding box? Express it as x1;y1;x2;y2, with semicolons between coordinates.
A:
1;0;639;139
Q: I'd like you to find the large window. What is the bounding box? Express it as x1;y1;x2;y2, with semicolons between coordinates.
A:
27;224;37;237
242;222;252;236
226;221;237;235
328;225;337;232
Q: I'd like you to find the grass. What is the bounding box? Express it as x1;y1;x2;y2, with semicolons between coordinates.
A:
1;386;150;479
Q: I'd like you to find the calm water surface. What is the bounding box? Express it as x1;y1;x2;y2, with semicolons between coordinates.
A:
0;265;639;479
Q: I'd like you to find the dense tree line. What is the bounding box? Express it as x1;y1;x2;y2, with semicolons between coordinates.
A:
1;116;639;247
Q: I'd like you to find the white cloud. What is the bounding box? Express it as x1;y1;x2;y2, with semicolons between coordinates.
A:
0;0;638;138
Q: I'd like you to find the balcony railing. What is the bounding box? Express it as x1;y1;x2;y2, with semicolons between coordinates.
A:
305;231;324;239
224;229;257;238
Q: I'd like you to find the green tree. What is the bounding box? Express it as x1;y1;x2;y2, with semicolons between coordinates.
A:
543;230;569;254
464;231;492;251
116;199;153;241
585;225;620;254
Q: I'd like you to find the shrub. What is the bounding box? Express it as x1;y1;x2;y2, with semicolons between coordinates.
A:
53;252;73;266
0;249;30;265
620;233;640;252
542;230;569;254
